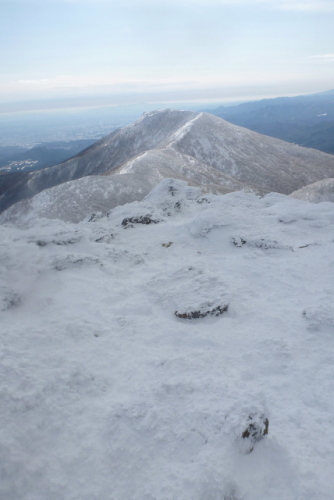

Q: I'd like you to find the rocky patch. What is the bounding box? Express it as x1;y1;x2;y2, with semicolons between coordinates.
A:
175;303;228;319
34;232;81;247
231;236;292;250
122;215;162;228
53;255;100;271
240;413;269;453
231;237;247;247
87;212;104;222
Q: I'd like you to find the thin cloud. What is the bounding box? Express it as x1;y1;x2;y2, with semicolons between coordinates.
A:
275;0;334;10
207;0;334;9
134;0;331;10
18;79;51;85
15;75;202;93
6;0;334;9
200;0;334;7
307;54;334;62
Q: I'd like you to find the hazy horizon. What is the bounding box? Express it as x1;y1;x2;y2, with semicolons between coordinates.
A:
2;81;333;115
1;0;333;114
1;83;333;147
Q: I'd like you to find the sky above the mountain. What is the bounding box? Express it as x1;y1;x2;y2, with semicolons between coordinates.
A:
1;0;334;112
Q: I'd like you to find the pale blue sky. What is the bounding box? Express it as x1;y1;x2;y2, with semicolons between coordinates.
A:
1;0;334;111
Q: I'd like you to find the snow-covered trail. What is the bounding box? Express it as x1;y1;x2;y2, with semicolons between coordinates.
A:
1;179;334;499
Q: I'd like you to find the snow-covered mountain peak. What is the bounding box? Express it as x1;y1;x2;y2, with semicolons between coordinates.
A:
1;108;334;223
119;108;199;148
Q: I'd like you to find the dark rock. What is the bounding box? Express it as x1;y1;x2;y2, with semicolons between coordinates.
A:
241;413;269;453
197;197;210;204
53;236;81;245
122;215;161;227
168;185;177;196
95;233;114;243
231;237;247;247
35;232;80;247
278;217;296;224
253;239;280;250
175;304;228;319
54;256;100;271
36;240;47;247
232;236;292;250
87;212;103;222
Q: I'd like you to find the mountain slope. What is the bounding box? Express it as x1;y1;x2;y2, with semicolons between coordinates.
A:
208;90;334;154
0;175;152;224
25;109;197;190
290;178;334;203
31;109;334;196
1;109;334;221
0;110;195;213
143;111;334;194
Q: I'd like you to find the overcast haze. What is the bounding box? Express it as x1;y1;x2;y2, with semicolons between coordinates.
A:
1;0;334;112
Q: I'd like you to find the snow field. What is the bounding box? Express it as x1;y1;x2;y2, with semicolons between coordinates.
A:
1;179;334;499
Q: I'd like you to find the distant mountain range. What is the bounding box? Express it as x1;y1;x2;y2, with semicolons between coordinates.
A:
0;146;28;163
1;109;334;224
0;139;96;173
206;88;334;154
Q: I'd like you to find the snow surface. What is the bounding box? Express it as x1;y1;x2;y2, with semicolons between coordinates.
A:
1;178;334;499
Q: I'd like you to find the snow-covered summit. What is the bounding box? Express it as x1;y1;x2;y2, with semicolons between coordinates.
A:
105;108;334;195
1;179;334;499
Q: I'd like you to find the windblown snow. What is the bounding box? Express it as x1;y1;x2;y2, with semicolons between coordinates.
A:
1;179;334;500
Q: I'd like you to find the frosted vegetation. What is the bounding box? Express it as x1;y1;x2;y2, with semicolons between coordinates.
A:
1;179;334;499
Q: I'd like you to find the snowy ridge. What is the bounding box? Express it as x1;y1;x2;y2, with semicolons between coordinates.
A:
167;111;204;146
1;179;334;499
165;112;334;193
290;177;334;203
105;109;334;196
117;151;150;174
